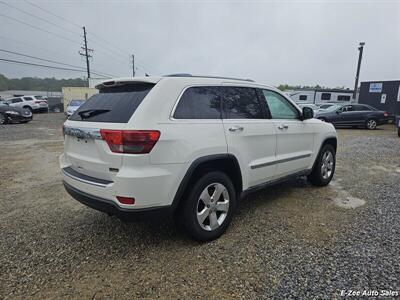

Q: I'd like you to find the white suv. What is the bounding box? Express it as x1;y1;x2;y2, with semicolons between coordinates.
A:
6;95;49;112
60;75;337;241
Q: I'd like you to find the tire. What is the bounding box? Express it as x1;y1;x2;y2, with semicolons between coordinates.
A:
0;113;7;125
178;171;237;241
365;118;377;130
398;128;400;137
23;106;33;113
307;144;336;186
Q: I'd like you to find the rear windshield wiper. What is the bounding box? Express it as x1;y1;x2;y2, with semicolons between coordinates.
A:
78;109;110;119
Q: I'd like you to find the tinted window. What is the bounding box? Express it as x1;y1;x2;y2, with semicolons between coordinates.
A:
353;104;371;111
340;105;353;112
222;87;263;119
23;97;33;101
173;87;222;119
262;90;299;119
299;95;307;101
337;95;351;101
321;93;331;100
12;98;22;103
69;83;154;123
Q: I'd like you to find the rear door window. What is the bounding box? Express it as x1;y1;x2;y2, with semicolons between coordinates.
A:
12;98;23;103
69;83;154;123
222;87;264;119
173;86;222;119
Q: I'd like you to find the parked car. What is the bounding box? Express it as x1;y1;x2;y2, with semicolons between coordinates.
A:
6;95;48;113
0;101;32;124
60;75;337;241
65;100;85;118
315;104;389;129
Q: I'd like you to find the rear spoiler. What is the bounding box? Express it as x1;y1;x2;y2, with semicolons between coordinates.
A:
95;77;161;90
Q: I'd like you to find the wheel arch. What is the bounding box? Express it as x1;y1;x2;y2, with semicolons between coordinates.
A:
310;136;337;171
171;154;242;211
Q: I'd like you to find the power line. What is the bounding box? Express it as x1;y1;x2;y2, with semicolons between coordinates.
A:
0;13;81;46
0;49;115;78
0;58;111;78
0;0;80;38
0;58;90;73
23;0;82;29
21;0;158;74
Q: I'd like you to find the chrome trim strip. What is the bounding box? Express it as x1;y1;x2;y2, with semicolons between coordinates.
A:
251;154;311;169
64;126;102;140
62;168;110;187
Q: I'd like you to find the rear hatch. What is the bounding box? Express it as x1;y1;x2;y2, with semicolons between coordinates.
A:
63;82;156;181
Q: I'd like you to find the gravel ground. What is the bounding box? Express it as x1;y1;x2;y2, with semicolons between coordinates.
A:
0;113;399;299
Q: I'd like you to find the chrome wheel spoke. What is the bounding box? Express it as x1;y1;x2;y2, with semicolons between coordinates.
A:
200;189;211;206
211;184;224;201
197;207;210;224
209;212;219;230
216;200;229;212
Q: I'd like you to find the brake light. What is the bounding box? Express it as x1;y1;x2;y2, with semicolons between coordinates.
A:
100;129;160;154
116;196;135;205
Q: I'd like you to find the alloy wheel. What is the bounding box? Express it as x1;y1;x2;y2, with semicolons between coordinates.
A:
367;119;377;129
321;150;334;180
196;183;230;231
0;113;5;124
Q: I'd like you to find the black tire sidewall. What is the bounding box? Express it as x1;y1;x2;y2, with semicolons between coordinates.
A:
181;171;236;241
310;144;336;186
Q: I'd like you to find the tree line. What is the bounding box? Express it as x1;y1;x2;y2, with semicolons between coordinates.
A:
0;74;86;92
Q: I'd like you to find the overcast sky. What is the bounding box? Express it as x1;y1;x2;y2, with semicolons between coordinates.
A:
0;0;399;88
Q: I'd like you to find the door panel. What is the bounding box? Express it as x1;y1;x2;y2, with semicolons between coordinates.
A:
273;119;315;177
223;119;277;188
260;89;315;179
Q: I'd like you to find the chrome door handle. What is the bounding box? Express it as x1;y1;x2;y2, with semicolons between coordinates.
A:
229;126;244;132
278;124;289;130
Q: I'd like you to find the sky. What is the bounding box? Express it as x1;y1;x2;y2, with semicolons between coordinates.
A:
0;0;399;88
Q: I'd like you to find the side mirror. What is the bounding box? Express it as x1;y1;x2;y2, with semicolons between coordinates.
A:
302;107;314;120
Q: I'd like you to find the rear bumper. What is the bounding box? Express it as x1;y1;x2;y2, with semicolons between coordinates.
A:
63;181;172;221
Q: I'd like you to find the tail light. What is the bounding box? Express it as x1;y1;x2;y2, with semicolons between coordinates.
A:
100;129;160;154
384;112;388;117
35;101;41;104
116;196;135;205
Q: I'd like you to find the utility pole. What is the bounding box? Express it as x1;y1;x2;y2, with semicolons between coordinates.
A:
131;54;135;77
79;26;93;86
353;42;365;100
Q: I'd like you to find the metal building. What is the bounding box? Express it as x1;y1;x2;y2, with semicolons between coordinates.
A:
358;80;400;116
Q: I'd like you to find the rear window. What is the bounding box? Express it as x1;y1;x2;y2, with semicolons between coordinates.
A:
69;83;154;123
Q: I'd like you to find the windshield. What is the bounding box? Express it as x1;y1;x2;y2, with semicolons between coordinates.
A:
69;100;85;106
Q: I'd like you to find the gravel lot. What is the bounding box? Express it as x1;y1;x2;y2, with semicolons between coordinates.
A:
1;113;399;299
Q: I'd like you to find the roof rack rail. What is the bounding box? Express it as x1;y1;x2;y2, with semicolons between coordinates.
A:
164;74;254;82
